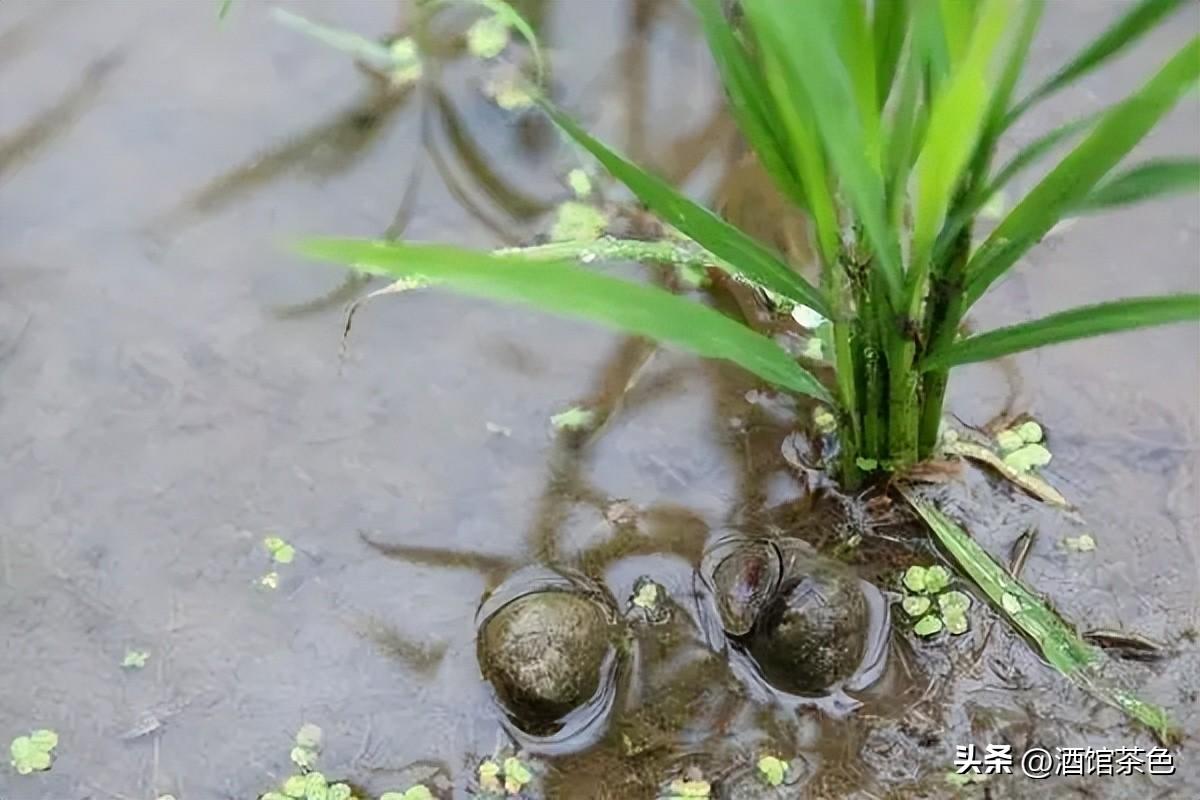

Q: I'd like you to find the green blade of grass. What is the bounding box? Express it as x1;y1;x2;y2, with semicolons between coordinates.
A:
931;111;1099;267
872;0;910;108
986;112;1099;196
757;43;840;266
885;45;924;223
909;0;1011;311
1005;0;1188;128
966;36;1200;309
218;0;233;20
536;99;832;318
748;0;902;306
983;0;1044;136
835;0;880;162
914;0;950;93
902;490;1180;745
298;239;833;402
1074;157;1200;213
937;0;978;66
689;0;807;210
273;8;396;70
922;294;1200;371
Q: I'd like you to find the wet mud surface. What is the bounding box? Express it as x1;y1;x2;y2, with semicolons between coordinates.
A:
1;1;1197;798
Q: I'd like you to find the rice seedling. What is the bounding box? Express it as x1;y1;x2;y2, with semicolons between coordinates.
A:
300;0;1198;488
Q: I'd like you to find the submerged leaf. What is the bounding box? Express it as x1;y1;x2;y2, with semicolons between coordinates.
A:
299;240;833;402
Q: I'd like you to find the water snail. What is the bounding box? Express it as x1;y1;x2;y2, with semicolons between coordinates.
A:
699;532;890;704
475;566;623;746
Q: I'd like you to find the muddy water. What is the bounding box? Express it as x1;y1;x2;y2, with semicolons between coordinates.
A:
1;1;1197;798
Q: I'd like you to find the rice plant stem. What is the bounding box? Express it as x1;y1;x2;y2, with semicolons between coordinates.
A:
918;218;974;456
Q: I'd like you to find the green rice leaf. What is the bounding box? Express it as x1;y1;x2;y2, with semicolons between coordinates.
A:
937;0;978;66
872;0;910;107
748;0;902;305
885;46;924;221
272;9;396;71
932;110;1098;263
909;0;1011;309
299;239;833;402
689;0;807;210
835;0;880;162
985;112;1099;196
966;36;1200;309
755;37;840;264
913;0;951;92
536;99;831;318
1073;157;1200;213
902;490;1180;744
983;0;1044;136
922;294;1200;371
1006;0;1188;127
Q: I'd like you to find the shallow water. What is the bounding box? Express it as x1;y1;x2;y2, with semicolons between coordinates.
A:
1;1;1198;798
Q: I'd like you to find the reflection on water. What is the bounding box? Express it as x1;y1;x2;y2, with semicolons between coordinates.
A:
0;1;1197;798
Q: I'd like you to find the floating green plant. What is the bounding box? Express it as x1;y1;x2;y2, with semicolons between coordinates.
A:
121;649;150;669
9;729;58;775
901;565;973;637
756;755;788;787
